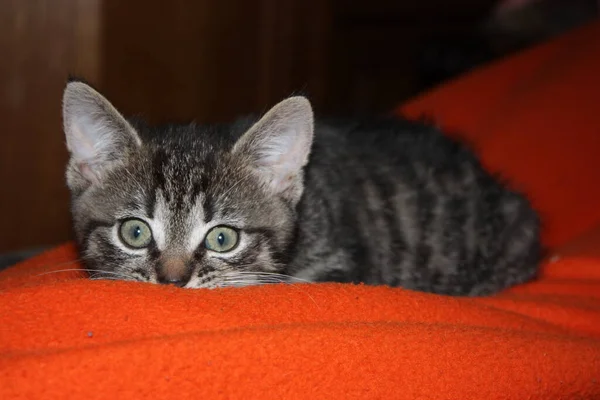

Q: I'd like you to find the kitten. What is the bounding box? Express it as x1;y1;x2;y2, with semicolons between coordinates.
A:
62;80;541;296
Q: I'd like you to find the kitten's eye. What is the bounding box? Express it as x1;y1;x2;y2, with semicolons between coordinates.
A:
204;226;239;253
118;218;153;249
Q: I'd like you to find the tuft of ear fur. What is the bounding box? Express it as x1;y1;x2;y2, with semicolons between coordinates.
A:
62;81;141;190
232;96;314;204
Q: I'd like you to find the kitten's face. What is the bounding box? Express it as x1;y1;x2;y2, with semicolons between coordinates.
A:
62;81;313;288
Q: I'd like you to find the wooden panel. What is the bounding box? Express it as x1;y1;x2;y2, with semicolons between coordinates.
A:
0;0;101;252
100;0;331;123
101;1;272;122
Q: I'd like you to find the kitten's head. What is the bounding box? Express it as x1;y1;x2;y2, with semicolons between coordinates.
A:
62;80;313;288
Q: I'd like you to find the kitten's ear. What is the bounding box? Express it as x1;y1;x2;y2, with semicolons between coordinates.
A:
232;96;314;204
62;81;141;187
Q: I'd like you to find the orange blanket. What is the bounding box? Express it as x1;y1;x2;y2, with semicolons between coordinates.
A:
2;21;600;399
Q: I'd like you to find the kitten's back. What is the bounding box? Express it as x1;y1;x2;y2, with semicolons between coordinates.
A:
290;117;541;295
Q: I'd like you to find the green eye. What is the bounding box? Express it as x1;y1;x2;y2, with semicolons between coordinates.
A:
204;226;239;253
118;218;153;249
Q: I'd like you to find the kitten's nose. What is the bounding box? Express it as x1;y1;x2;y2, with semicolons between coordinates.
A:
157;257;191;287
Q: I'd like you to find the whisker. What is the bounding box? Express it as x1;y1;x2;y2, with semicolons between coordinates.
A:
230;271;313;284
37;268;93;276
89;272;136;281
37;268;130;278
221;273;283;281
220;272;321;309
32;259;84;273
218;280;255;288
90;276;139;282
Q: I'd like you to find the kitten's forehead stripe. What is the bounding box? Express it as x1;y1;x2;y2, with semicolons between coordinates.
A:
152;148;169;198
191;181;203;206
194;174;214;223
145;189;156;219
202;194;214;223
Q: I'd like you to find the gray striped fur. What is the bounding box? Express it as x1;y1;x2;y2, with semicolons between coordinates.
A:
63;81;541;295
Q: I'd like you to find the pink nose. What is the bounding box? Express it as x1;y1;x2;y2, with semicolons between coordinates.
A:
157;257;191;287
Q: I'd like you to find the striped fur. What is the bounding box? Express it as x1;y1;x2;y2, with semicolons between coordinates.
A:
63;81;541;295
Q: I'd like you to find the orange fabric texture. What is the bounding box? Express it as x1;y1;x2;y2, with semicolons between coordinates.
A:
2;21;600;400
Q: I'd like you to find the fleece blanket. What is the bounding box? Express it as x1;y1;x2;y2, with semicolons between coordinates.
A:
2;20;600;400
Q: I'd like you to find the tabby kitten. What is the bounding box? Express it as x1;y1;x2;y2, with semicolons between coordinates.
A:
62;80;541;296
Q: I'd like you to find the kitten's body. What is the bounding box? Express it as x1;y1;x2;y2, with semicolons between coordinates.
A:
291;118;540;295
63;81;541;295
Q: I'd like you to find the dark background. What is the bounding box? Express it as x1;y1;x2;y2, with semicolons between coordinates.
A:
0;0;596;260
